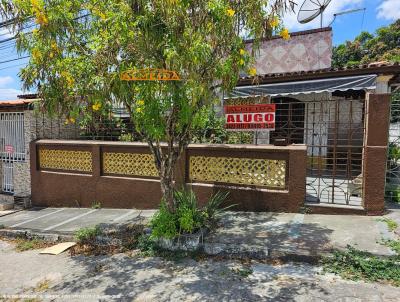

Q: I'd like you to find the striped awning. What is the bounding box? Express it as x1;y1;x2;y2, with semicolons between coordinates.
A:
226;74;377;98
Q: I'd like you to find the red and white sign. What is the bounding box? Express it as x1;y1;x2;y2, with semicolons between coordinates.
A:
4;145;14;153
224;104;276;131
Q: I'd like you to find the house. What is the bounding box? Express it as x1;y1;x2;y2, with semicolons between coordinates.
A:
223;27;400;212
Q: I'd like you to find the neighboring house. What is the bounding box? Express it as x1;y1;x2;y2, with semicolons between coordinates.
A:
0;96;77;210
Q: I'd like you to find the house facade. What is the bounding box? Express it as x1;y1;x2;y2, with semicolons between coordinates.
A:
1;27;400;215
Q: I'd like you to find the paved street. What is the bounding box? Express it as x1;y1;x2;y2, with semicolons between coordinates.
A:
0;240;399;302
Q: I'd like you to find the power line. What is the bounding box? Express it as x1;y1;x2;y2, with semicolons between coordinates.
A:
0;56;29;64
0;62;27;71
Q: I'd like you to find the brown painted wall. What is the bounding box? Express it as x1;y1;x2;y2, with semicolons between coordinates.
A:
31;140;307;212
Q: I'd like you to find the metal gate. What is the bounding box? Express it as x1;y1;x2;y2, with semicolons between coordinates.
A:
271;97;365;206
385;93;400;202
0;112;25;193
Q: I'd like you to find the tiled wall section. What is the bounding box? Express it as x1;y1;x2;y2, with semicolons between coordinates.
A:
250;28;332;74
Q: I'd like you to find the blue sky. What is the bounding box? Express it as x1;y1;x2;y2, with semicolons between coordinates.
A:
0;0;398;100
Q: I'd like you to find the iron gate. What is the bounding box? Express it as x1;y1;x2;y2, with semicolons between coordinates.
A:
385;93;400;202
270;97;365;206
0;112;25;193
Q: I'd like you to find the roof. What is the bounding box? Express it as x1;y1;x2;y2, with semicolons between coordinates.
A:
237;62;400;86
17;93;38;99
0;99;35;108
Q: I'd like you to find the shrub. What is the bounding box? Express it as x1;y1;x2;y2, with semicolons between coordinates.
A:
150;189;230;239
74;226;101;243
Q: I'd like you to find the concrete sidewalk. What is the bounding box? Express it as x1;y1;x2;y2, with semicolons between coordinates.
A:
0;207;156;234
207;210;400;257
0;206;399;257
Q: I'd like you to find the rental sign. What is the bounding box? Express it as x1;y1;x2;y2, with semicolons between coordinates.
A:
224;104;276;131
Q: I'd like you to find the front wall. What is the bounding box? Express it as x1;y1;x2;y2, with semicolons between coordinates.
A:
31;141;307;212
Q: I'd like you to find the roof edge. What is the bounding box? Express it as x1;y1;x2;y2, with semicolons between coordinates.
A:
244;27;332;44
237;63;400;86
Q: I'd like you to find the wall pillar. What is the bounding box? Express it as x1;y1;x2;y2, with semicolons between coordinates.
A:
362;93;391;215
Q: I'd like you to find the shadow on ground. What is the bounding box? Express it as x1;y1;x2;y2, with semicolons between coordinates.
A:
48;212;334;301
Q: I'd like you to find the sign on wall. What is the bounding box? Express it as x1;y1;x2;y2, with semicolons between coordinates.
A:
224;103;276;131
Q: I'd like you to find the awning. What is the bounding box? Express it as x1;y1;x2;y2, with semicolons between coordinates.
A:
226;74;377;98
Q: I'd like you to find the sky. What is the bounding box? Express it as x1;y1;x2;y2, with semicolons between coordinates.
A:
0;0;399;101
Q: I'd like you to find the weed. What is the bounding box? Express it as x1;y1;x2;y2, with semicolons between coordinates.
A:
0;224;4;229
34;279;50;292
322;245;400;286
377;218;398;232
74;225;101;243
382;239;400;255
299;206;312;214
14;238;49;252
91;201;102;209
232;267;253;278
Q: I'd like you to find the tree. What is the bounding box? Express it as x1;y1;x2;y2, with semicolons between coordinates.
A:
332;19;400;68
2;0;294;210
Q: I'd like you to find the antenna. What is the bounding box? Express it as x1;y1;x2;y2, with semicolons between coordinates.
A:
297;0;332;28
329;8;366;27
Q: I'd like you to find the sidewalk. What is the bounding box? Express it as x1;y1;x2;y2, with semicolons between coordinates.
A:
207;208;400;257
0;206;399;257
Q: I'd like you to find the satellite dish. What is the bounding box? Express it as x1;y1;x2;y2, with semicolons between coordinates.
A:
297;0;332;27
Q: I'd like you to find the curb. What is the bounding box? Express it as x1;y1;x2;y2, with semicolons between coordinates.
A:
0;228;74;242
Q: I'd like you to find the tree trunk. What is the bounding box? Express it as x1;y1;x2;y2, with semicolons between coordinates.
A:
159;157;175;211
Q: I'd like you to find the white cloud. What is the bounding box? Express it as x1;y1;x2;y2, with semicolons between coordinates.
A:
282;0;364;31
377;0;400;21
0;76;14;88
0;88;23;100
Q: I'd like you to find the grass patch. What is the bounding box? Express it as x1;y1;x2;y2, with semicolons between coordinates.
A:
323;245;400;286
377;218;398;232
14;238;50;252
74;225;101;243
71;224;145;256
383;239;400;255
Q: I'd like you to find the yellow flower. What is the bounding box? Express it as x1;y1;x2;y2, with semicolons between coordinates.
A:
270;16;279;28
239;49;246;56
49;51;54;58
51;41;58;51
135;107;143;114
226;8;235;17
61;71;74;87
92;102;102;111
239;59;245;66
248;67;257;77
31;0;40;10
136;99;145;106
36;12;48;26
32;48;42;63
69;117;76;124
280;28;290;40
64;118;69;125
32;28;39;36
